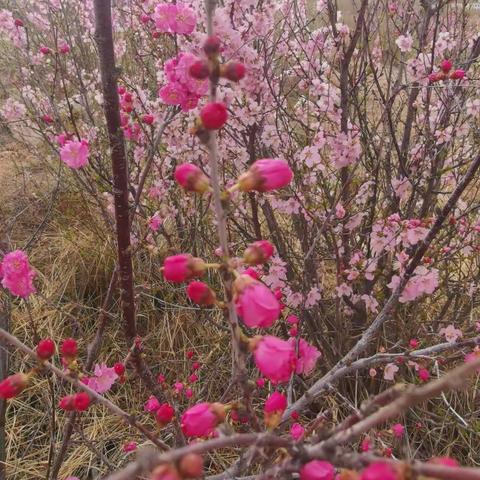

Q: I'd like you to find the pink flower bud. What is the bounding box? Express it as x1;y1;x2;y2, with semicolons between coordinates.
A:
238;159;293;192
36;338;55;360
450;69;465;80
300;460;335;480
243;240;274;265
142;114;155;125
118;86;126;95
221;62;246;82
359;463;397;480
151;464;181;480
252;335;296;384
287;315;299;325
264;391;286;428
174;164;210;193
233;275;281;328
184;388;193;399
59;43;70;54
440;59;453;73
163;254;206;283
114;362;125;375
59;392;91;411
181;402;224;437
409;338;418;348
156;403;175;426
41;114;54;123
61;338;78;360
192;361;201;370
140;13;151;24
122;441;137;452
189;60;210;80
186;281;216;306
203;35;221;57
256;377;265;388
179;453;204;478
40;46;51;55
14;19;24;27
418;368;430;382
391;423;404;438
290;422;305;441
0;373;29;399
200;102;228;130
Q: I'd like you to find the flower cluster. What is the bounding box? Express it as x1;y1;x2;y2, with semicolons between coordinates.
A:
0;250;36;298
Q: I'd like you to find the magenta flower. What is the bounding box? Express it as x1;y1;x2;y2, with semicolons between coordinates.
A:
234;275;281;328
360;462;398;480
174;163;210;193
238;159;293;192
290;422;305;441
0;250;36;298
253;336;296;384
60;140;89;169
391;423;405;438
181;402;219;437
163;254;206;283
153;3;175;32
144;395;161;413
159;82;187;105
300;460;335;480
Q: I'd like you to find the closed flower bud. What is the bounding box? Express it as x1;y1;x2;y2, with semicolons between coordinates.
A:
14;19;24;27
189;60;210;80
181;402;224;437
440;59;453;73
221;62;246;82
59;392;91;411
203;35;221;58
233;275;281;328
238;159;293;192
36;338;55;360
156;402;175;426
0;373;30;399
300;460;335;480
163;254;206;283
151;464;181;480
174;164;210;193
200;102;228;130
243;240;274;265
142;114;155;125
264;391;286;429
113;362;125;375
178;453;204;478
186;281;216;306
40;46;51;55
60;338;78;360
450;69;465;80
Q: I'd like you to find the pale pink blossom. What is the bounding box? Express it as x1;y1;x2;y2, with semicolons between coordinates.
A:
87;363;118;394
439;324;463;343
383;363;399;381
290;338;321;376
395;34;413;52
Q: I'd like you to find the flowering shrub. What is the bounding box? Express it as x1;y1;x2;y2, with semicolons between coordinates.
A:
1;0;480;479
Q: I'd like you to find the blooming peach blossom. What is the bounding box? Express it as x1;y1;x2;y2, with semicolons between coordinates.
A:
60;140;89;169
253;336;296;384
300;460;335;480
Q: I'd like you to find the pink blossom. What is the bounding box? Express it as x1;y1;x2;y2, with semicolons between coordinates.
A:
395;34;413;52
234;276;281;328
335;203;346;219
300;460;335;480
159;82;187;105
290;422;305;441
439;324;462;343
418;368;430;382
148;212;162;232
289;338;321;376
253;336;296;384
87;363;118;394
153;3;175;32
383;363;399;381
181;402;219;437
391;423;405;438
163;254;206;283
0;250;36;298
60;140;89;169
360;462;397;480
169;3;196;35
144;395;161;412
